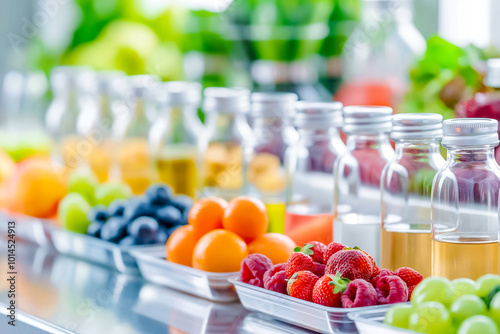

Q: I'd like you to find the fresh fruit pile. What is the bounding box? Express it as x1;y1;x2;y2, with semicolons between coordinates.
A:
85;184;192;245
385;275;500;334
166;196;296;272
239;241;423;308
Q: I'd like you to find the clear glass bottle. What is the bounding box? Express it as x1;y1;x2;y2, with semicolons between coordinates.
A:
248;92;298;233
114;75;160;195
149;82;203;198
285;102;345;245
336;0;425;109
431;118;500;280
200;87;253;200
381;113;445;277
334;106;394;263
45;66;94;174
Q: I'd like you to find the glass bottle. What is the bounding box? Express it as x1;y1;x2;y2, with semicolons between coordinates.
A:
45;66;94;174
336;0;425;109
248;92;298;233
333;106;394;263
285;102;345;245
456;58;500;164
200;87;253;200
114;75;160;195
380;113;445;277
431;118;500;280
149;82;203;198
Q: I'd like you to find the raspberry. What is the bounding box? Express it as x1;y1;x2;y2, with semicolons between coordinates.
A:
341;279;378;308
300;241;327;264
375;275;408;305
407;285;416;301
325;249;373;281
287;271;319;301
240;254;273;287
312;262;326;277
370;268;395;286
323;242;346;264
395;267;423;287
285;252;315;279
263;263;287;293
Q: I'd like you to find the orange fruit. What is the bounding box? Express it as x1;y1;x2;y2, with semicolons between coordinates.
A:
192;229;248;272
188;197;228;239
166;225;198;266
222;196;268;243
248;233;297;264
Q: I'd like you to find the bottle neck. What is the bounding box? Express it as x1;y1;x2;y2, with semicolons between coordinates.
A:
394;139;441;157
446;146;497;164
298;127;341;141
346;133;391;150
362;0;413;24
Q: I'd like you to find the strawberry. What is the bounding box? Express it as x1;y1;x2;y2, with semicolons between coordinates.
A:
287;271;319;301
297;241;326;264
323;242;346;264
325;248;373;281
395;267;423;287
407;285;416;301
285;251;315;279
312;273;350;307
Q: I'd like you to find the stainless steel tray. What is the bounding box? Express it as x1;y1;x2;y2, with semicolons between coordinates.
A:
348;306;418;334
49;227;152;274
0;210;54;247
130;245;239;302
230;278;408;334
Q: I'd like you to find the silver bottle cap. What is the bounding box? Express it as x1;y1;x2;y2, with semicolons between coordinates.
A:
158;81;202;107
294;101;343;129
203;87;250;113
96;71;126;93
391;113;443;140
127;75;160;99
342;106;393;134
485;58;500;88
250;92;298;118
442;118;499;147
50;66;93;92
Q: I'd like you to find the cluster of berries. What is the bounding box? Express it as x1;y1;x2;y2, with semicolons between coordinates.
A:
240;241;423;308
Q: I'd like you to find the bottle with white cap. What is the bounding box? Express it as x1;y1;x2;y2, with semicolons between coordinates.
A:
333;106;395;263
247;92;298;233
284;102;345;245
380;113;445;277
431;118;500;280
149;82;203;198
200;87;253;199
114;75;160;195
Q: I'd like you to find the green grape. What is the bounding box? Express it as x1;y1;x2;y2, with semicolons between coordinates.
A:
95;182;132;206
457;315;499;334
450;295;487;324
475;275;500;298
409;301;453;334
67;168;98;205
412;277;456;307
384;304;414;329
58;193;91;234
452;278;477;299
490;293;500;326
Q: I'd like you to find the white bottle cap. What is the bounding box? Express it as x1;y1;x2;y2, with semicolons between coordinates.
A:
485;58;500;88
157;81;202;107
50;66;93;92
442;118;499;147
342;106;393;134
96;71;126;93
127;75;160;99
250;92;298;118
294;101;343;129
391;113;443;140
203;87;250;113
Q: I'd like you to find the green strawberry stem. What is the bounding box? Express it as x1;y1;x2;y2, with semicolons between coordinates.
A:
327;272;350;294
294;243;314;256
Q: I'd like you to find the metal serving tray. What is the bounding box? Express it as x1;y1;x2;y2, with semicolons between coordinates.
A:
230;278;409;334
0;210;54;247
348;306;418;334
130;245;239;302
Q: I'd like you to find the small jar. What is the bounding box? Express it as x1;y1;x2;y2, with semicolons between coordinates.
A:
333;106;394;263
284;102;345;245
149;82;203;198
199;87;253;200
380;113;445;277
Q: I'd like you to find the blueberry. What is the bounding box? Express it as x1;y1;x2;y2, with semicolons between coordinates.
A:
123;197;154;222
128;217;159;245
87;222;104;238
119;236;136;246
155;226;169;244
155;206;182;227
145;184;172;206
108;199;127;217
100;217;128;243
87;205;109;223
169;195;193;213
